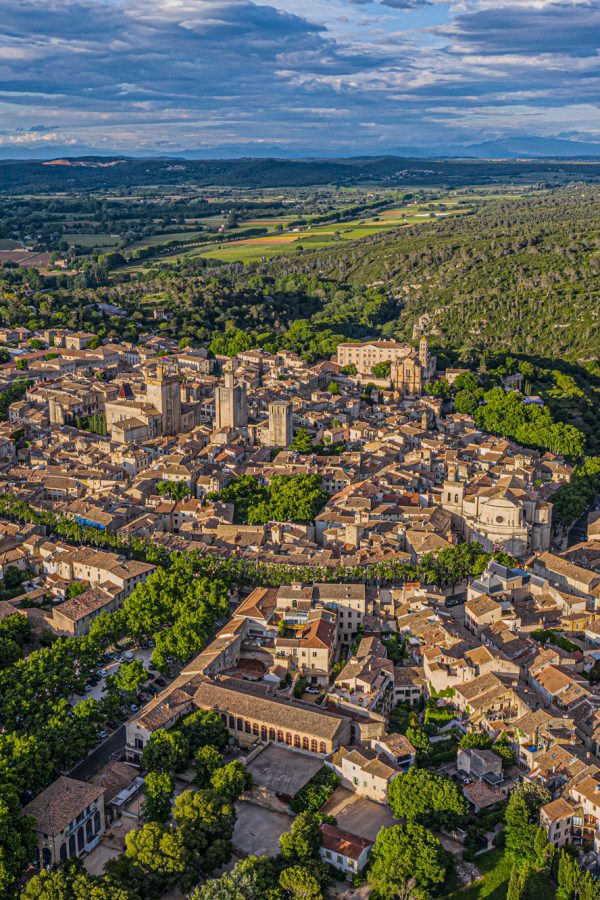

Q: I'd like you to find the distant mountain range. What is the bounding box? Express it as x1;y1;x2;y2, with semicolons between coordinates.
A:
2;135;600;161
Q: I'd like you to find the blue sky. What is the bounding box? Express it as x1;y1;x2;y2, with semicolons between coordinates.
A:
0;0;598;154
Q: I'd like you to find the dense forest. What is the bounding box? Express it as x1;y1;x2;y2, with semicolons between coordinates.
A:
255;185;600;361
6;185;593;361
3;155;600;194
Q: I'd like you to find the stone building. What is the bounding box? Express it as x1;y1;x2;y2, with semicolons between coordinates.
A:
336;340;414;375
145;363;182;436
214;363;248;432
24;776;105;869
266;400;294;447
392;337;436;398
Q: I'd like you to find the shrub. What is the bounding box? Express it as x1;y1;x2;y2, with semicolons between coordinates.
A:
290;767;340;814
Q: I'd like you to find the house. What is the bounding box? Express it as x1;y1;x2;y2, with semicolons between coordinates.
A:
51;585;122;637
23;776;105;869
371;732;416;770
457;747;503;781
531;552;600;605
540;797;584;847
90;761;144;824
326;746;400;803
319;823;373;877
126;686;196;762
274;611;337;688
463;780;506;812
329;637;395;715
393;665;426;705
464;595;503;636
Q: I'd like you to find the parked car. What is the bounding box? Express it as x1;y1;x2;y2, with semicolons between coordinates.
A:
98;730;107;740
84;685;93;693
129;704;139;713
155;678;167;687
123;651;134;661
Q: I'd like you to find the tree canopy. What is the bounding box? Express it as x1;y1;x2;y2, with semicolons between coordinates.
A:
387;768;467;830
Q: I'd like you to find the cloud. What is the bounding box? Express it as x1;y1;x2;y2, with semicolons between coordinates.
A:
442;1;600;56
0;0;597;153
381;0;432;8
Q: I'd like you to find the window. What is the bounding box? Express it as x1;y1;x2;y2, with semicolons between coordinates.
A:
303;737;309;750
269;728;276;741
294;735;301;748
311;739;317;753
252;723;259;735
320;742;326;754
286;732;292;745
277;730;284;743
245;720;251;734
237;718;243;732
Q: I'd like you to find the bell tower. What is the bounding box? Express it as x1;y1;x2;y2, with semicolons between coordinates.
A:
146;363;182;436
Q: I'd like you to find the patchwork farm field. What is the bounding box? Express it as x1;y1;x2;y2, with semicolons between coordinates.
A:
196;199;471;263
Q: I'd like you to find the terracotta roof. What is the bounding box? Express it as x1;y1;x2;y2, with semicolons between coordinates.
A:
541;797;576;823
320;823;373;860
54;586;116;622
23;776;104;836
193;678;346;741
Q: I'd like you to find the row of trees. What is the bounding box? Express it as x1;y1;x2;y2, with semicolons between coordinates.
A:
0;556;231;895
0;491;521;595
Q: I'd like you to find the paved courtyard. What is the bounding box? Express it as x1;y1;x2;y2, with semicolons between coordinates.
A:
322;787;398;842
246;743;323;798
83;812;141;876
233;800;294;857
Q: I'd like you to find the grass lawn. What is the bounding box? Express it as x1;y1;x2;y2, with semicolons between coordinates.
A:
443;849;511;900
443;850;555;900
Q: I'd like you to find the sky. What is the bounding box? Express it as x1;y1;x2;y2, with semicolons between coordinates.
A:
0;0;599;155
